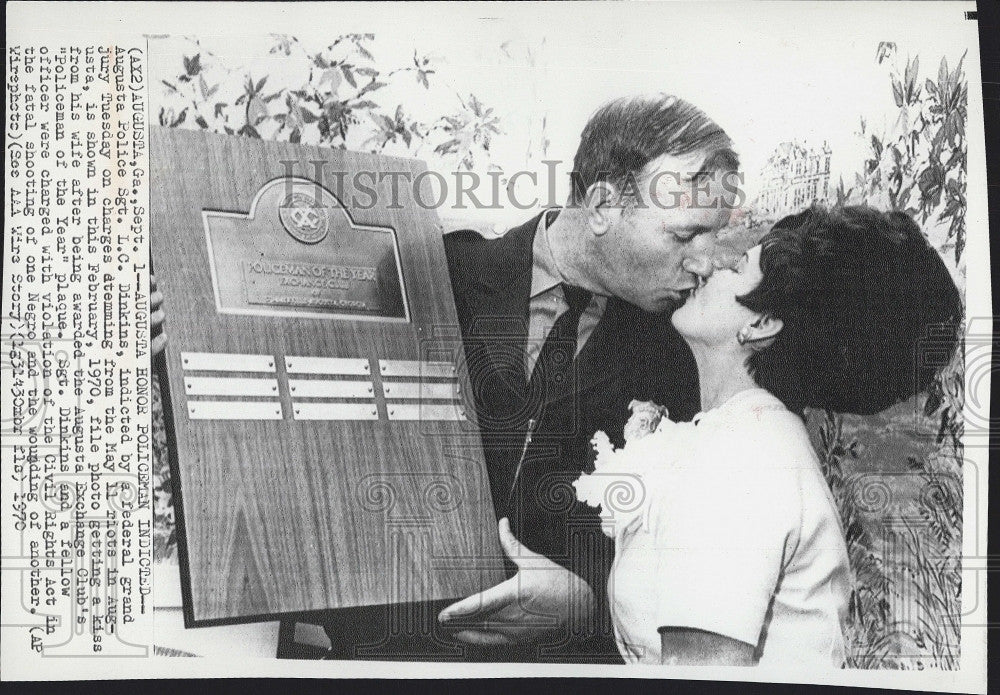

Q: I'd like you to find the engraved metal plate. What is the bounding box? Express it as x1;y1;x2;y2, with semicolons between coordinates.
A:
285;356;371;376
203;177;410;323
181;352;276;373
184;377;280;397
378;360;456;379
382;381;459;400
291;402;380;421
288;379;375;399
385;403;465;421
187;400;283;420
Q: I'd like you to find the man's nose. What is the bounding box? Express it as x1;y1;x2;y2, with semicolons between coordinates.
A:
682;255;715;279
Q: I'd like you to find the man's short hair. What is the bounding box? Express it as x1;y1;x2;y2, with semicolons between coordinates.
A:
570;93;738;205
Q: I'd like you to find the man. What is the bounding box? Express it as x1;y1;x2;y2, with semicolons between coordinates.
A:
152;93;739;662
434;93;740;662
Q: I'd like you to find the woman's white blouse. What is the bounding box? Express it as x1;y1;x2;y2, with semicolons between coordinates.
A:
583;388;851;666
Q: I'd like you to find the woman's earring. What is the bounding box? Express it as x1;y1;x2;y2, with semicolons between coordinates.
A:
736;327;752;346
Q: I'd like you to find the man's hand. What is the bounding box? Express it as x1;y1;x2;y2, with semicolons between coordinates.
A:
151;274;167;357
437;518;594;646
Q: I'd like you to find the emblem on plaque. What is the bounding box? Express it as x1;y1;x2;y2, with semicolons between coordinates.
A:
279;191;330;244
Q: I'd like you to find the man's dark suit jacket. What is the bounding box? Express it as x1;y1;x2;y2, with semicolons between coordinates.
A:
443;211;700;661
318;211;699;663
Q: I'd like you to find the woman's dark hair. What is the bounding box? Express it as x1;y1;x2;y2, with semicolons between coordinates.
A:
737;204;963;415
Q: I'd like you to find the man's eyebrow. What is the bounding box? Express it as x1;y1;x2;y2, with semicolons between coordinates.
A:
687;165;713;181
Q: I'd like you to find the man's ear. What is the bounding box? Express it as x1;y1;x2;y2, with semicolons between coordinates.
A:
742;313;784;344
584;181;620;237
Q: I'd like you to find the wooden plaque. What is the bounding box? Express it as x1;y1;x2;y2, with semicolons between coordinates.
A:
150;128;505;625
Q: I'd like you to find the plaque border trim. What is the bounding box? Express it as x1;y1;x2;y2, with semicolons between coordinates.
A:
202;176;412;324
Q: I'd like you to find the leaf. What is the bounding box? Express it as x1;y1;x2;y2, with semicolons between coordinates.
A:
341;65;357;88
289;127;301;144
247;95;268;125
355;41;374;61
925;78;938;95
214;102;227;118
319;68;342;93
300;107;319;124
891;77;904;108
238;124;261;139
182;54;202;76
198;74;209;101
357;80;387;97
195;115;209;129
876;41;896;65
905;55;919;98
161;79;178;93
871;135;883;160
255;76;268;94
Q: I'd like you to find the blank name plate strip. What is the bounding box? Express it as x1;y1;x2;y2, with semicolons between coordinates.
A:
285;356;370;376
386;403;466;421
378;359;456;379
292;403;379;421
381;381;459;400
289;379;375;399
188;400;283;420
181;352;276;372
185;376;280;397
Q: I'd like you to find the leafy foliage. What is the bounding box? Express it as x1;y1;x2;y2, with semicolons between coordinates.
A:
854;42;968;265
810;42;967;670
156;34;502;170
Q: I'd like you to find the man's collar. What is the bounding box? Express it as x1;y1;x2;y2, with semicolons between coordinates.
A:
530;209;565;298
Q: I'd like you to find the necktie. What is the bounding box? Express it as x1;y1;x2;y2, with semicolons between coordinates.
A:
527;283;593;411
508;283;592;512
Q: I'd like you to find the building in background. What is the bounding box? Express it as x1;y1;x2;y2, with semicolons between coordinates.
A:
756;140;832;219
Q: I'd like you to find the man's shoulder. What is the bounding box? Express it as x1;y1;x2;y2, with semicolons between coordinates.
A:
442;228;498;287
443;226;492;245
443;216;539;279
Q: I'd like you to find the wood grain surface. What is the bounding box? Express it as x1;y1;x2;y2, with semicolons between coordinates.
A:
150;128;505;624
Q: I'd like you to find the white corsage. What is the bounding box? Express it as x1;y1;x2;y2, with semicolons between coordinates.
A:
573;400;687;539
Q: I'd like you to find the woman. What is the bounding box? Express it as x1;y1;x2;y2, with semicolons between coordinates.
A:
574;204;962;667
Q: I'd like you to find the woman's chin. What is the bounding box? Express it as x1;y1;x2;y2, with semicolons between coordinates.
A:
669;304;694;336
